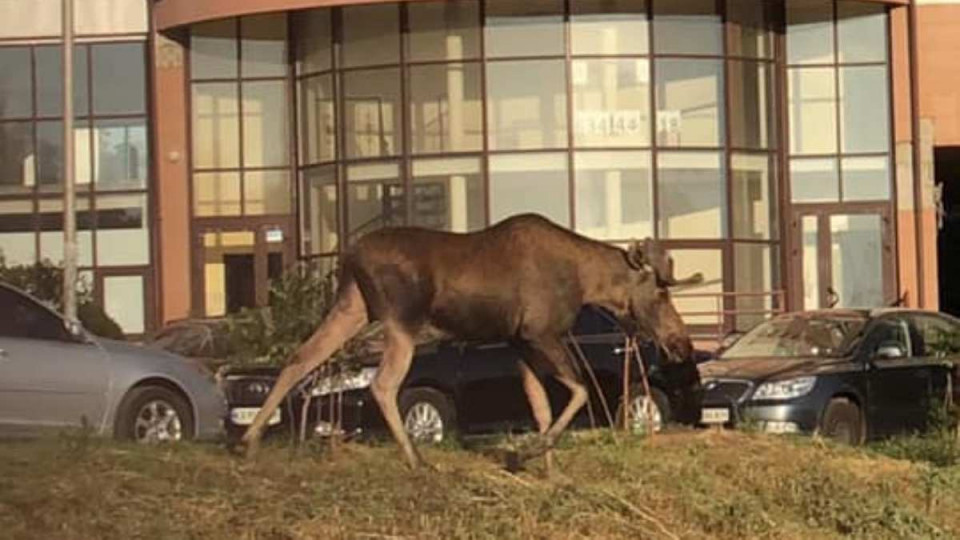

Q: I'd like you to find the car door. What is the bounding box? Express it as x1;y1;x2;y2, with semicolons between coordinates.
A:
455;341;532;433
863;315;932;438
907;313;960;426
0;286;111;435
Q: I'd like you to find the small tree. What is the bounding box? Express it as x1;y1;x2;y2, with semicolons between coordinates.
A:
225;262;380;367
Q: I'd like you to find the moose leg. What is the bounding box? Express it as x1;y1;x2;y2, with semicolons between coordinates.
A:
517;359;554;474
537;339;588;445
241;281;368;457
369;323;422;469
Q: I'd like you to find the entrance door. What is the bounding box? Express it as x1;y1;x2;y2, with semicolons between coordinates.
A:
194;225;292;317
791;205;895;310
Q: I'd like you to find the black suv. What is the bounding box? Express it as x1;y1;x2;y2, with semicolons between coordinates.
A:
222;306;705;443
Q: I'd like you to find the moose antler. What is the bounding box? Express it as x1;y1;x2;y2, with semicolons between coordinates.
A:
629;238;704;287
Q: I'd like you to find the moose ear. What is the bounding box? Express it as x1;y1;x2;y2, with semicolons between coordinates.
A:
626;240;647;270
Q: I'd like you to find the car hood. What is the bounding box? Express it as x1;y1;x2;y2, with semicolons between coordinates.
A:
98;338;196;367
698;356;847;382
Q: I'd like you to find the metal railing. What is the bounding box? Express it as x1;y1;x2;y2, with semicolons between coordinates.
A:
672;290;787;348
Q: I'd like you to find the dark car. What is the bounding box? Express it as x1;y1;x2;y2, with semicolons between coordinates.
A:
222;306;704;444
698;309;960;444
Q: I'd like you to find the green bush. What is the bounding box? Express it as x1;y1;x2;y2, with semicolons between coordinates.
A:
224;262;380;367
0;256;125;340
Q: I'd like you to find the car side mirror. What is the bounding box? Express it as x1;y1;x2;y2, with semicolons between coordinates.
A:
875;341;906;360
64;319;90;343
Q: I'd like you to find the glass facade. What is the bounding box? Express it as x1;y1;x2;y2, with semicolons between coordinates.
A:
0;8;151;334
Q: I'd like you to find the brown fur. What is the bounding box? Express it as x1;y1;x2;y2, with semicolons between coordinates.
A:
241;214;699;469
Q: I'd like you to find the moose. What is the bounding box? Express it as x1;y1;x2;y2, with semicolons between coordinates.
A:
240;214;702;470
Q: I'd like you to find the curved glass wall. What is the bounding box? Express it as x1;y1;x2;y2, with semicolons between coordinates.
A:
186;0;891;330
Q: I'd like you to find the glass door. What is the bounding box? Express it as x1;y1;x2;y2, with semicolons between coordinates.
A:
194;225;292;318
791;205;894;310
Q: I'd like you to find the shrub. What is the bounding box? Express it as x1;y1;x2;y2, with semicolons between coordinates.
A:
224;262;380;367
0;256;125;340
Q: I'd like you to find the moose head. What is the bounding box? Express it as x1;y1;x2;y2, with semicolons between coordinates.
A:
621;238;704;361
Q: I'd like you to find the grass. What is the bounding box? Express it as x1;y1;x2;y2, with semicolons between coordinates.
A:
2;429;960;540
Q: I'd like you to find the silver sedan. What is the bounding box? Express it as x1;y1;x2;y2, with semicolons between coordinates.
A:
0;283;226;442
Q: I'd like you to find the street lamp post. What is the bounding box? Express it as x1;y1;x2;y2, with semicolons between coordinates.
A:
62;0;77;321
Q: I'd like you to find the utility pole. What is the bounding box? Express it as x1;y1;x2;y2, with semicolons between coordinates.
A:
62;0;77;321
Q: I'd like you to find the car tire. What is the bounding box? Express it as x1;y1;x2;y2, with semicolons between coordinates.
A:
616;385;671;435
115;385;194;443
399;387;456;445
819;397;864;445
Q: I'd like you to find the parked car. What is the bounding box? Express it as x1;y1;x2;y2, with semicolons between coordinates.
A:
146;318;233;371
0;282;227;442
222;306;705;444
698;309;960;444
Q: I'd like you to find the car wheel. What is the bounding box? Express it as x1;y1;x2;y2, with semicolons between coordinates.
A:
819;397;864;445
115;386;194;443
616;386;671;435
399;387;455;445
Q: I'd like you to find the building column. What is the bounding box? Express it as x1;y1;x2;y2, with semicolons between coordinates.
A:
151;31;192;322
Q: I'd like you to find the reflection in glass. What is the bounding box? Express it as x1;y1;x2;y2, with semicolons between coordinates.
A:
653;0;721;55
409;63;483;154
37;121;91;192
104;276;145;334
0;232;35;265
802;215;819;310
301;166;338;255
840;66;889;154
729;61;772;149
657;152;724;239
788;67;837;155
35;45;88;117
485;0;564;58
408;1;480;62
570;0;648;56
842;156;890;202
203;231;255;317
731;154;773;240
572;59;650;148
669;249;723;325
96;193;149;266
655;60;723;148
0;123;34;193
191;19;237;79
838;2;887;63
734;243;777;330
294;9;332;75
241;14;287;78
343;69;402;159
92;43;145;115
574;151;652;240
0;48;32;118
39;229;93;267
831;214;884;308
242;80;289;167
787;0;834;65
342;4;399;68
412;158;484;232
244;171;291;215
194;172;242;217
489;153;569;226
0;201;35;265
347;162;404;239
728;0;774;58
192;83;240;169
299;75;336;164
94;119;147;191
790;158;839;203
486;60;567;151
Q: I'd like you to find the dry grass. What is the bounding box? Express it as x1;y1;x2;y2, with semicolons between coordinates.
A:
1;429;959;540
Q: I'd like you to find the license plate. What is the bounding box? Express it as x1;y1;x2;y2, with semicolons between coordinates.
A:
701;408;730;424
230;407;281;426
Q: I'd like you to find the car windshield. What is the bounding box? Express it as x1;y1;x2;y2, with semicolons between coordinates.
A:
721;314;866;359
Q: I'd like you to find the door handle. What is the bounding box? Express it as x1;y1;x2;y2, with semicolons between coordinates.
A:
0;348;8;360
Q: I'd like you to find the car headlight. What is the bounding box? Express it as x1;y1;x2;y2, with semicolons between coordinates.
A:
751;376;816;401
310;367;378;397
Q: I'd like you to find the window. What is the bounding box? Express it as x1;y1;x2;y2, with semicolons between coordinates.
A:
572;59;651;148
655;60;724;148
408;63;483;154
486;60;567;151
342;4;399;68
909;315;960;358
571;0;648;56
657;152;725;239
867;318;911;357
408;1;480;62
412;157;484;232
489;153;569;226
0;287;70;341
485;0;563;58
574;151;653;240
653;0;722;55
